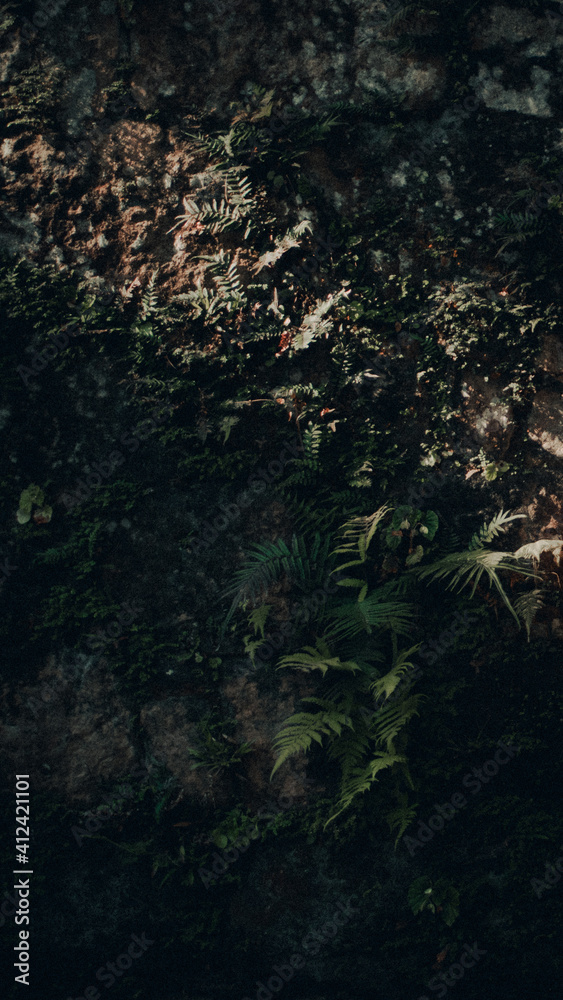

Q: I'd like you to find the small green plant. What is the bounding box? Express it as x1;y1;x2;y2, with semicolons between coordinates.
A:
383;505;439;567
187;715;255;775
408;875;460;926
482;459;510;482
3;62;63;132
17;484;52;524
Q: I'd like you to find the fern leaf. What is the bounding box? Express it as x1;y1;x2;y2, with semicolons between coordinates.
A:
332;506;392;561
223;538;292;603
140;269;160;320
247;604;272;639
467;509;525;550
292;287;351;351
368;694;422;751
252;220;313;273
270;708;355;777
324;592;415;642
324;751;407;828
513;588;547;642
276;638;362;677
385;791;420;847
369;644;422;702
410;511;541;624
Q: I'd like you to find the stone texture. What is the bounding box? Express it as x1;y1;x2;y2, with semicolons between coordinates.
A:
527;390;563;459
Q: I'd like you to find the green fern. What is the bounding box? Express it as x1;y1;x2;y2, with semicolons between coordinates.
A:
366;693;422;751
369;642;422;702
247;603;272;639
494;210;545;257
140;269;160;320
221;532;334;630
512;588;547;642
465;509;519;550
197;250;246;308
173;282;225;322
168;168;257;239
324;592;415;643
270;593;423;827
252;220;313;273
276;485;368;538
496;210;542;235
325;750;410;828
292;287;351;352
410;510;541;623
169;195;242;237
385;790;420;846
270;703;355;777
275;638;362;678
330;505;393;601
281;424;324;488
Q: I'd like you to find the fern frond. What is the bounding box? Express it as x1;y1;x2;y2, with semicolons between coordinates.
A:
412;549;540;624
140;269;160;320
221;532;335;630
324;592;415;642
276;638;362;678
292;287;351;351
332;506;393;560
329;505;392;600
281;424;324;487
495;211;542;235
247;604;272;640
467;509;524;550
168;169;256;238
438;522;462;555
513;588;547;642
368;693;422;751
324;751;407;828
198;250;246;307
222;537;292;607
252;220;313;273
369;643;422;702
328;724;371;765
270;707;355;777
385;791;420;846
174;281;225;321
